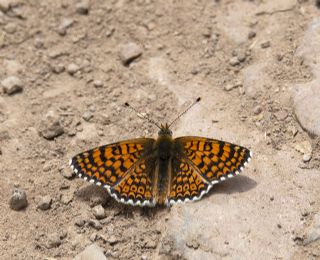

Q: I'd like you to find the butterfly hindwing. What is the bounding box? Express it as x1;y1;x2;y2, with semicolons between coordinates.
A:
109;158;156;206
70;138;155;191
175;137;252;185
167;155;212;205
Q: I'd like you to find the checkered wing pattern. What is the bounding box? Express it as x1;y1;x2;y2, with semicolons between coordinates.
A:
109;158;156;206
167;155;211;205
70;138;156;206
175;137;252;186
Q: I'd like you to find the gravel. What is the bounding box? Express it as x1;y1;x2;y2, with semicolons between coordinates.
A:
303;229;320;246
253;105;262;115
107;235;119;245
224;82;242;91
9;188;28;211
302;153;312;162
38;111;64;140
4;23;17;34
229;56;240;66
0;0;11;12
261;41;271;48
88;219;103;230
75;217;86;227
93;80;103;88
74;244;107;260
75;0;90;15
46;233;61;249
248;31;256;39
274;110;288;121
1;76;24;95
119;42;143;65
67;63;80;75
92;205;106;220
37;195;52;210
82;111;94;121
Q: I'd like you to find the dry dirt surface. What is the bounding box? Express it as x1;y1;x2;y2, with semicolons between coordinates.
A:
1;0;320;259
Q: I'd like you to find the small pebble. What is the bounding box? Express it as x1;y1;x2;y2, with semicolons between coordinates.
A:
57;18;74;36
34;38;44;49
67;63;80;75
60;192;73;205
4;23;17;34
88;219;103;230
119;42;143;65
75;217;86;227
90;233;97;242
1;76;24;95
62;168;75;179
93;80;103;88
47;233;61;249
237;51;247;62
303;153;312;162
248;31;256;39
229;56;240;66
144;239;157;249
37;195;52;210
38;111;64;140
107;235;119;245
75;0;90;15
186;238;200;249
202;27;212;38
60;18;74;29
105;26;115;37
82;111;93;121
92;205;106;220
261;41;271;48
277;224;282;229
191;67;200;75
52;63;65;74
303;230;320;246
253;105;262;115
9;188;28;211
74;244;107;260
0;0;11;12
224;82;242;91
295;141;312;155
274;110;288;121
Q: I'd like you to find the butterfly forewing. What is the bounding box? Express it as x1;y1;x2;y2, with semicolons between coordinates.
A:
70;138;155;202
175;137;252;185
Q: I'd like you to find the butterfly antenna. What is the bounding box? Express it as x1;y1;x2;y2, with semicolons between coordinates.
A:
124;102;162;129
169;97;201;128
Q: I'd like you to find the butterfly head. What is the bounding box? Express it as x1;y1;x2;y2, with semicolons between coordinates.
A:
158;123;172;137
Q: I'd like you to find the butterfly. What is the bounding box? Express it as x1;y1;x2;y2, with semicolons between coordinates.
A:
69;98;252;207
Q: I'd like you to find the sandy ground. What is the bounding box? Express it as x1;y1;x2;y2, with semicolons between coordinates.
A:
1;0;320;259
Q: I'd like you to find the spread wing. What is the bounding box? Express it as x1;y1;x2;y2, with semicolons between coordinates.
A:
70;138;157;206
167;136;252;205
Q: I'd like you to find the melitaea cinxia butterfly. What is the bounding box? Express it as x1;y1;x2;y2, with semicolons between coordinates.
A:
69;98;252;207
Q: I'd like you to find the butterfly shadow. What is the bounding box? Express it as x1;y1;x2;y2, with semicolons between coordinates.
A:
75;184;110;206
75;184;168;217
208;175;257;196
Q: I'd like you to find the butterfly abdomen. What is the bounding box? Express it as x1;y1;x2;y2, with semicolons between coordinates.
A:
154;135;174;205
